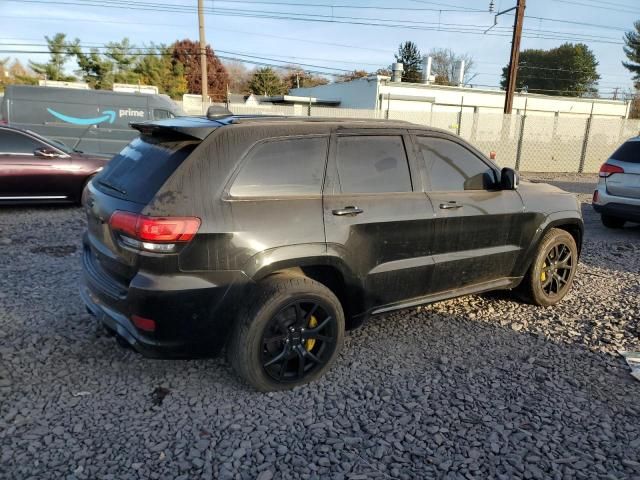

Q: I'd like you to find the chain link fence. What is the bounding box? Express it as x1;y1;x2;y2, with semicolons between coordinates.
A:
182;100;640;174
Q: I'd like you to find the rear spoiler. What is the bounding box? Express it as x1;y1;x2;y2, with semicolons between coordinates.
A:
130;117;224;140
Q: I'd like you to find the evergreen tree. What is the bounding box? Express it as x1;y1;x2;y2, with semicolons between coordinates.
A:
105;38;139;84
29;33;75;81
623;20;640;89
67;40;114;89
135;45;188;98
248;67;286;96
395;41;422;83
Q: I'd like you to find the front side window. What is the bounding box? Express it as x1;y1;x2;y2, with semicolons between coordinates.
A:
230;136;328;197
416;137;495;191
336;135;412;193
0;130;43;154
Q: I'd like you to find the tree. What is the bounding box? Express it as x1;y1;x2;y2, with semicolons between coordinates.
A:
335;70;369;83
428;48;474;86
104;38;139;84
171;39;229;101
247;67;286;96
224;60;251;93
0;59;38;91
500;43;600;97
68;40;115;89
280;66;329;90
395;41;422;83
623;20;640;89
29;33;75;81
135;45;188;99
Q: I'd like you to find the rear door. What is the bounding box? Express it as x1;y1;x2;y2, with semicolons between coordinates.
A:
606;139;640;199
413;133;532;291
0;128;73;199
323;130;437;310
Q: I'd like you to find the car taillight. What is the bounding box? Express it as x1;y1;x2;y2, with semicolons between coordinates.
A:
131;314;156;332
109;211;200;252
599;163;624;177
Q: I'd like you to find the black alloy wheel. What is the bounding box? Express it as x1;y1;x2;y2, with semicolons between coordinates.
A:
520;228;578;307
261;299;338;383
539;242;574;298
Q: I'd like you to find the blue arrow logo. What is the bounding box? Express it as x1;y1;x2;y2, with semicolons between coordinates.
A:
47;108;116;126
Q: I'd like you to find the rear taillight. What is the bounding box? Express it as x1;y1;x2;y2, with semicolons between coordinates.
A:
109;211;200;252
131;314;156;332
599;163;624;177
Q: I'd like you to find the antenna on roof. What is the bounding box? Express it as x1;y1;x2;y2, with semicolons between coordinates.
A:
206;105;233;119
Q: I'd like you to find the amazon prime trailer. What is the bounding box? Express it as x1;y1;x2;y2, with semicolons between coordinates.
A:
0;85;182;155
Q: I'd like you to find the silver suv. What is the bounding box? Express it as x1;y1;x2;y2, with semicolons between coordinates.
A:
593;137;640;228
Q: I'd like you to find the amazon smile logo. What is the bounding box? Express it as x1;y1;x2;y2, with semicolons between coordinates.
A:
47;108;116;126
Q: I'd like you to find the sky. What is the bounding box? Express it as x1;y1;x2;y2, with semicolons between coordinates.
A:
0;0;638;98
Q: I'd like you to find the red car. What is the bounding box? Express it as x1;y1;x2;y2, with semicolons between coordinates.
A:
0;125;108;204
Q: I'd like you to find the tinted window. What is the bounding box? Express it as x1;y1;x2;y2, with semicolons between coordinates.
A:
95;136;198;204
416;137;494;191
230;137;328;197
611;140;640;163
336;136;411;193
0;129;43;154
153;109;174;120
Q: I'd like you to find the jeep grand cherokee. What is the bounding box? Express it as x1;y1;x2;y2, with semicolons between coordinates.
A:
81;112;583;391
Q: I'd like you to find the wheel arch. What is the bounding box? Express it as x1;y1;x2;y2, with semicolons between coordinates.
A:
245;250;365;329
515;212;584;278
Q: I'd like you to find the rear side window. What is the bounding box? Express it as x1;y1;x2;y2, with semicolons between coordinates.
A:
0;129;43;154
416;137;495;191
230;136;328;197
611;140;640;163
336;135;412;193
95;136;198;204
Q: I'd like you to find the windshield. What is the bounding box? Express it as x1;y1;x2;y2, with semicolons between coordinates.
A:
94;135;199;204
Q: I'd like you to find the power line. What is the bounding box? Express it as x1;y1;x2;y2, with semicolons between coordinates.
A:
552;0;640;14
4;0;626;45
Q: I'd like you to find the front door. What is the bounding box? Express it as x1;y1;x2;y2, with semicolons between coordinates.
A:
412;134;536;292
0;129;74;200
323;132;436;311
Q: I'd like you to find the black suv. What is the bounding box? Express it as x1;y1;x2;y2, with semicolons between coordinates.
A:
81;113;583;391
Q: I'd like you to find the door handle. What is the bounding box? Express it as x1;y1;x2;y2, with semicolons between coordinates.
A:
332;206;363;217
439;201;463;210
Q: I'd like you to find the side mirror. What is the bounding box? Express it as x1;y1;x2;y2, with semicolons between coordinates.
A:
34;147;61;158
500;167;519;190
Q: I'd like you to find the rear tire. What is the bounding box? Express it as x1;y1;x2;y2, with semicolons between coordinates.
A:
519;228;578;307
601;214;625;229
227;273;345;392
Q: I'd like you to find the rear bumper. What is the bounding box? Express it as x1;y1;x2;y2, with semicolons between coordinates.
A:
593;181;640;223
81;239;252;358
592;202;640;223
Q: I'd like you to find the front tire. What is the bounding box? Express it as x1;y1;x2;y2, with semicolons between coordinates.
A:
227;274;345;392
601;214;625;229
520;228;578;307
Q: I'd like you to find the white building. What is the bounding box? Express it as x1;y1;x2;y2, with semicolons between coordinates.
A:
291;75;630;119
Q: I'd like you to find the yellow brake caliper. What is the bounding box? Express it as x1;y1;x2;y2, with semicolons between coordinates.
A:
305;315;318;351
541;261;547;282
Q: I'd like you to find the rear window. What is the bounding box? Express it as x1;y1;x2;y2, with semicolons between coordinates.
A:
95;135;198;204
611;140;640;163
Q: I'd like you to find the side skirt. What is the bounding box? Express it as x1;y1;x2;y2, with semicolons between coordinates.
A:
370;276;522;316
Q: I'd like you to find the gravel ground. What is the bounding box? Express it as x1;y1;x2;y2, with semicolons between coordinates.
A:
1;174;639;480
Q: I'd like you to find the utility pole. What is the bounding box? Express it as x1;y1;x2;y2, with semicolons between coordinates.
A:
504;0;526;114
198;0;208;113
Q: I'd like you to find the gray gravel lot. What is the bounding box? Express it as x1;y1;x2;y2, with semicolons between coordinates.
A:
1;173;639;480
